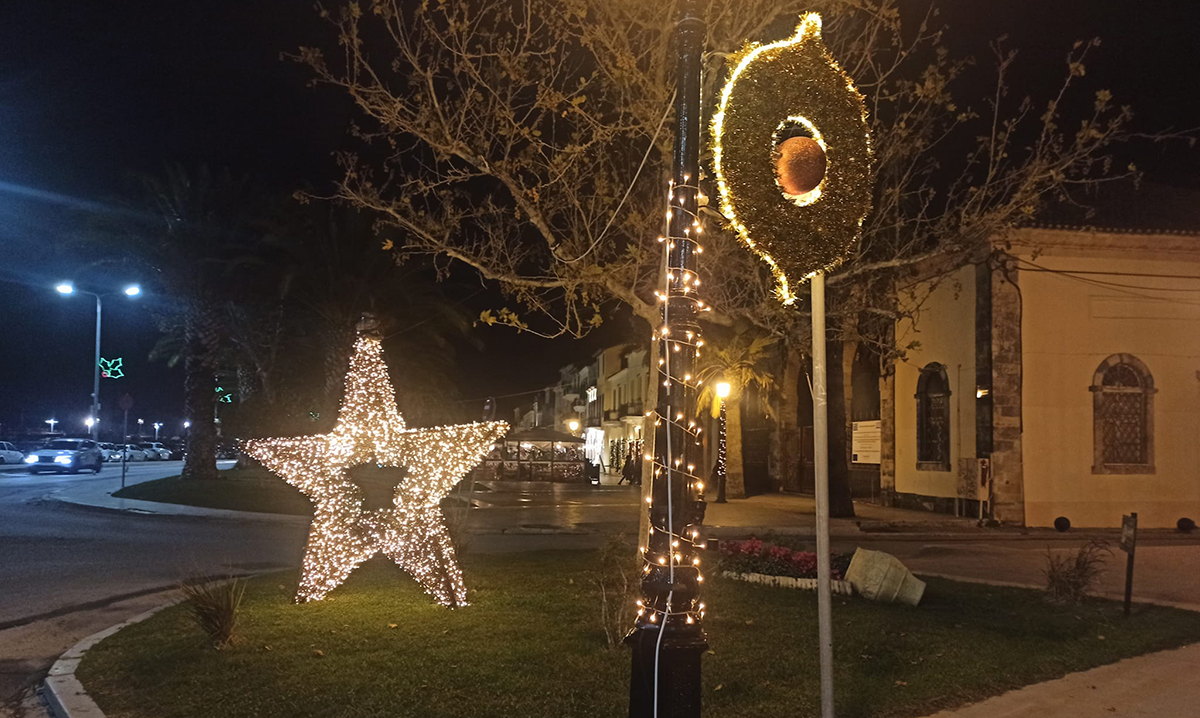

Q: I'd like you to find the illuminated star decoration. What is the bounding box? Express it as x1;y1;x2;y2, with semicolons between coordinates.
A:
241;333;508;607
98;357;124;379
215;386;233;403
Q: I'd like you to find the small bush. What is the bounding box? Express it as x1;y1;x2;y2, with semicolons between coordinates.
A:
1043;539;1111;604
181;577;247;649
1053;516;1071;532
1178;518;1196;534
715;538;851;580
592;534;638;650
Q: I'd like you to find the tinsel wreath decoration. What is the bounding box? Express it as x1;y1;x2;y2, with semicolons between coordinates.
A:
711;13;873;303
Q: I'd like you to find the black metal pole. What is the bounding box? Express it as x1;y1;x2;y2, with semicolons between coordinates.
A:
628;2;707;716
1123;512;1137;618
715;400;727;504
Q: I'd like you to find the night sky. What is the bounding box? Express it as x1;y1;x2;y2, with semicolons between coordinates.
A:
1;0;1197;437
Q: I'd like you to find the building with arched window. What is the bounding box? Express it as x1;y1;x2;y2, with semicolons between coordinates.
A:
883;224;1200;529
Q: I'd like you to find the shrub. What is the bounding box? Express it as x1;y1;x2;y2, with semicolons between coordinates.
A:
181;576;247;649
715;538;851;580
592;534;638;650
1178;517;1196;534
1053;516;1071;532
1043;539;1111;604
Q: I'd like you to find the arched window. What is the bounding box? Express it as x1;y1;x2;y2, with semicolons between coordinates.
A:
915;363;951;471
1091;354;1155;474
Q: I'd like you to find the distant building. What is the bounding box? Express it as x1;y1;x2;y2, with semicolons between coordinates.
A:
873;226;1200;529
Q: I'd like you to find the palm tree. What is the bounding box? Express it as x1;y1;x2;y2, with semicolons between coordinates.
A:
115;165;263;480
696;332;776;499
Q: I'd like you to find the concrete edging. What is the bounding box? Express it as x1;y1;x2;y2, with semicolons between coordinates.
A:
42;599;182;718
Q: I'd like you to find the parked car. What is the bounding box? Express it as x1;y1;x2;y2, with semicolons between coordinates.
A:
119;444;148;462
216;443;240;460
163;441;186;460
139;442;171;460
98;442;123;462
23;438;104;474
0;441;26;465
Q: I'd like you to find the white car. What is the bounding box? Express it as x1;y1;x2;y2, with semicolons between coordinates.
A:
24;439;104;474
99;442;123;462
139;442;171;460
120;444;148;462
0;441;25;465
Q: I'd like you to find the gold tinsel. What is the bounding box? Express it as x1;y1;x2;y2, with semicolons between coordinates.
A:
711;13;873;303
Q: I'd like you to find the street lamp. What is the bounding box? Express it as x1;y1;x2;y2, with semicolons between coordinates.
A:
137;418;144;436
85;417;96;431
55;281;141;439
153;422;162;440
45;418;59;433
715;382;731;504
567;419;580;434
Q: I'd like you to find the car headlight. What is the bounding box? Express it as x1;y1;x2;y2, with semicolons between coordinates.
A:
24;455;37;463
54;455;73;464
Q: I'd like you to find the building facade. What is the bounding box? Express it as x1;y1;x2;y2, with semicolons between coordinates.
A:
881;227;1200;529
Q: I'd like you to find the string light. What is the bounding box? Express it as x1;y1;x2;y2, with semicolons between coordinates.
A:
241;331;508;607
710;12;873;303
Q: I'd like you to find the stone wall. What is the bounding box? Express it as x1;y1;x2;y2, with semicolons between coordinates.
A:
989;254;1025;524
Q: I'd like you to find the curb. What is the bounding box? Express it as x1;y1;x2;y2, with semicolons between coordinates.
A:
45;494;310;526
42;599;182;718
913;571;1200;613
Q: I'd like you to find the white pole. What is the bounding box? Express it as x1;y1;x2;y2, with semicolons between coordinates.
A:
811;270;835;718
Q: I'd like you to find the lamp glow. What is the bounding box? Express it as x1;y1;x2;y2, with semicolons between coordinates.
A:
568;419;580;433
55;283;74;295
124;285;141;297
716;382;731;399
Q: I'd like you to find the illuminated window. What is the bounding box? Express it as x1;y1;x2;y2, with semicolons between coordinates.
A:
1091;354;1155;474
915;363;951;471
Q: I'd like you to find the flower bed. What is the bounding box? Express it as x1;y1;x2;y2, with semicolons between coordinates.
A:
715;538;852;580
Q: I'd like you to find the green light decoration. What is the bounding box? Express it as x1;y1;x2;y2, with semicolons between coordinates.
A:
215;386;233;404
98;357;124;379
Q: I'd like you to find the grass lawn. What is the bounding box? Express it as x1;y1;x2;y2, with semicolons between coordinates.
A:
112;467;313;515
77;550;1200;718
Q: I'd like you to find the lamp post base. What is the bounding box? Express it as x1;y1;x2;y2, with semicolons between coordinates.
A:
627;626;707;718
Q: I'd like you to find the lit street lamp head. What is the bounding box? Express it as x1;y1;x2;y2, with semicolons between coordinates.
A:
124;285;141;297
55;283;74;295
716;382;731;399
568;419;580;433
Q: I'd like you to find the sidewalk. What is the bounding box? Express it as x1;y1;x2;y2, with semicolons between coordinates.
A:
920;642;1200;718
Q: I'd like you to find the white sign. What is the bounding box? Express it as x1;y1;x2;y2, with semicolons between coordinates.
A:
851;420;881;464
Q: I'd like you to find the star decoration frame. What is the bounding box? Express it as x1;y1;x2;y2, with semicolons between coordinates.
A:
241;334;508;607
98;357;124;379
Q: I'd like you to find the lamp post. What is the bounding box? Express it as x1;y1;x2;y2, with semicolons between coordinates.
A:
45;418;58;434
55;282;140;440
137;418;144;438
568;419;580;435
715;382;730;504
84;417;96;433
628;1;707;715
153;422;162;440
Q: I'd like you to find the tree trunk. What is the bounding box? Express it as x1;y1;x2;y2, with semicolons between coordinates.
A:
825;338;855;517
779;344;803;492
182;308;220;481
725;398;746;499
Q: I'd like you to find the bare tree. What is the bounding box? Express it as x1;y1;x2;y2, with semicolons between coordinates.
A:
294;0;1169;508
